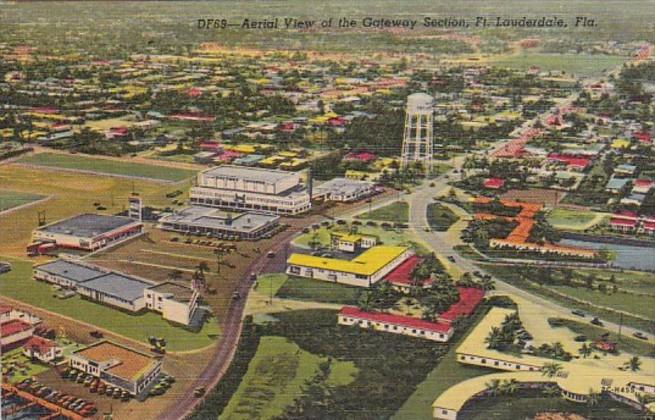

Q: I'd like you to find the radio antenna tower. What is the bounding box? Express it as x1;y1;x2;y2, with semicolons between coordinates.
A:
401;93;434;173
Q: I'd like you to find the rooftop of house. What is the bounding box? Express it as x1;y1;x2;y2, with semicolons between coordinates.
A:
339;306;452;333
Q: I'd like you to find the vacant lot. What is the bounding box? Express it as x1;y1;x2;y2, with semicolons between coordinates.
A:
0;190;46;212
18;153;196;182
500;188;562;206
355;201;409;223
220;335;357;419
0;257;219;352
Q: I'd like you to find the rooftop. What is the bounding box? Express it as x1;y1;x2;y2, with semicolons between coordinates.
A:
287;246;408;276
38;214;140;238
73;340;159;381
35;259;108;283
201;165;297;184
148;282;195;303
340;306;452;333
79;273;152;302
313;177;374;196
159;206;279;233
1;319;33;337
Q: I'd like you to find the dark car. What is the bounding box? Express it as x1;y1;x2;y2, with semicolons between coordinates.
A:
574;335;587;342
633;331;648;340
572;309;586;317
447;256;456;263
591;317;603;326
193;386;206;397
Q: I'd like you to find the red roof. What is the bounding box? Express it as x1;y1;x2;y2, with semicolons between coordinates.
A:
613;210;639;220
23;336;57;354
439;287;485;322
31;107;59;114
643;221;655;230
547;153;590;169
344;152;377;163
339;306;452;333
483;178;505;189
0;304;12;314
0;320;32;337
634;179;654;188
634;132;652;143
384;256;431;287
610;218;637;227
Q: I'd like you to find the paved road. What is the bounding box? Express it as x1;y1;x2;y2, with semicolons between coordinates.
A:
406;160;655;342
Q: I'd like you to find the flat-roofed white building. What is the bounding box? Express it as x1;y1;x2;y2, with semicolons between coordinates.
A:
144;282;200;326
312;177;376;202
190;165;311;215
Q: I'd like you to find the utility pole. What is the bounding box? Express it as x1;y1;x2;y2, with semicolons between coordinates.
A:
618;312;623;342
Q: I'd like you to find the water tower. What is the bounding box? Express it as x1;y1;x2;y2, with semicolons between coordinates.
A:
401;93;434;172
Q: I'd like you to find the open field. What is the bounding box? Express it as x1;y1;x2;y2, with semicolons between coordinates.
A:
546;208;607;230
276;275;360;305
486;53;627;78
500;188;562;207
0;190;46;212
0;257;219;352
550;284;655;320
355;200;409;223
17;153;196;182
0;165;180;257
220;335;357;419
572;268;655;295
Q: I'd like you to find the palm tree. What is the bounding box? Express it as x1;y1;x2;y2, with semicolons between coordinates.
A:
479;278;496;291
357;291;374;312
197;261;210;275
624;356;642;372
485;379;502;397
541;362;563;378
500;379;520;395
541;384;561;397
635;392;650;414
578;343;592;359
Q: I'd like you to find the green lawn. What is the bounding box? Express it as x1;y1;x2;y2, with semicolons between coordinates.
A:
551;285;655;320
18;153;196;182
426;203;460;231
254;273;289;297
293;224;421;251
459;394;639;420
1;347;52;384
276;275;360;305
0;258;219;351
0;190;46;212
219;335;357;420
355;201;409;223
393;307;496;420
548;318;655;358
546;208;602;230
573;268;655;294
489;53;626;78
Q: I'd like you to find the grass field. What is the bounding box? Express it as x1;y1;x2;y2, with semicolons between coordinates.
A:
546;208;606;230
293;224;420;251
219;335;357;420
0;258;219;352
254;273;289;297
548;318;655;358
551;284;655;320
0;165;179;257
488;53;626;78
276;275;360;305
0;190;45;212
427;203;459;231
355;201;409;223
18;153;196;181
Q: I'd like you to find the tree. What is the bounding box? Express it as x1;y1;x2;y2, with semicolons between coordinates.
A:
485;379;502;397
587;389;601;417
500;379;520;395
357;291;374;312
168;269;183;282
624;356;642;372
479;277;496;291
541;362;563;378
578;343;592;359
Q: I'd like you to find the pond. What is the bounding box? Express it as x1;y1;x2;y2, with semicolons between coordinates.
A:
560;239;655;271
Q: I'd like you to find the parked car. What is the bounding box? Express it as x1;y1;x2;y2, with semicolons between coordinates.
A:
447;256;456;263
591;317;603;326
193;386;206;397
572;309;586;317
633;331;648;340
574;335;587;342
